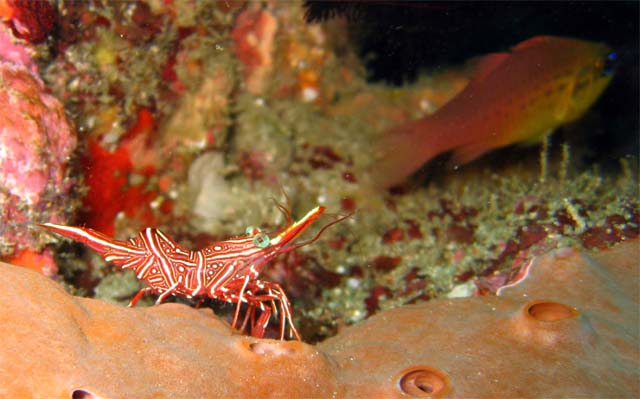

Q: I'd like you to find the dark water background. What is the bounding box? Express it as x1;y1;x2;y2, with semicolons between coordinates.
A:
305;1;639;168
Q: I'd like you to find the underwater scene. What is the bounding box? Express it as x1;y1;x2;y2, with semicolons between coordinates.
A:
0;1;638;397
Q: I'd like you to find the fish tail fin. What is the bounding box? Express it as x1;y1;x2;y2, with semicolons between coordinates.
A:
367;116;457;190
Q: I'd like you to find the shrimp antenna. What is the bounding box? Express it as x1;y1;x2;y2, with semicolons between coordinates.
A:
282;210;354;253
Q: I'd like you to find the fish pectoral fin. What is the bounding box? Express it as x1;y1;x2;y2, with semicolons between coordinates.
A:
448;141;495;167
553;76;577;121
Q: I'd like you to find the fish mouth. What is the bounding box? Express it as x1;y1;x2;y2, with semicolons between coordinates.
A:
572;46;615;99
573;69;612;96
603;51;618;76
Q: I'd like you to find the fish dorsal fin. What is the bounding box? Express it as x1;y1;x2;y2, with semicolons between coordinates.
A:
467;52;509;83
511;35;552;51
469;36;555;82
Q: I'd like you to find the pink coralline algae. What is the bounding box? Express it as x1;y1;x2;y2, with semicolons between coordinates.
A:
231;7;277;94
0;25;77;261
0;22;36;72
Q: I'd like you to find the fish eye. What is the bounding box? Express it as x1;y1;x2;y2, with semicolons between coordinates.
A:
603;51;617;76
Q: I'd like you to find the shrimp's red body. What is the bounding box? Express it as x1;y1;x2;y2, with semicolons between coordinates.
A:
41;206;342;340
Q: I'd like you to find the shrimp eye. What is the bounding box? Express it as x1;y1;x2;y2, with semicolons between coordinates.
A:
245;226;261;235
253;232;270;248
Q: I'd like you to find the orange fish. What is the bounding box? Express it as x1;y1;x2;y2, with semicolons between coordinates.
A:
371;36;615;189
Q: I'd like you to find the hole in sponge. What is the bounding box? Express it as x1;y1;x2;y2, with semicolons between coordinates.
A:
527;301;578;321
71;390;96;399
397;366;450;398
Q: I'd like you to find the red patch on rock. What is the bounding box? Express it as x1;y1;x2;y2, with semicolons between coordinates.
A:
455;270;474;283
517;223;547;250
400;267;428;297
81;108;159;235
237;151;265;181
340;197;356;213
0;0;55;43
308;145;342;169
553;208;577;232
372;255;402;272
341;171;357;183
382;227;404;244
405;219;423;239
446;225;474;244
580;226;621;250
365;286;393;316
5;248;57;277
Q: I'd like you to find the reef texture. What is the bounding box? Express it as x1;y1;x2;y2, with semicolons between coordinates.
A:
24;1;636;338
1;240;637;398
0;25;76;270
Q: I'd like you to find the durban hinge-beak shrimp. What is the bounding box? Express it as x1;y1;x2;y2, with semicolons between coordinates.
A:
41;205;348;340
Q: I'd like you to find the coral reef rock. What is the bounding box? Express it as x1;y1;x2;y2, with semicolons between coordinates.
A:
0;26;76;259
1;240;638;398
